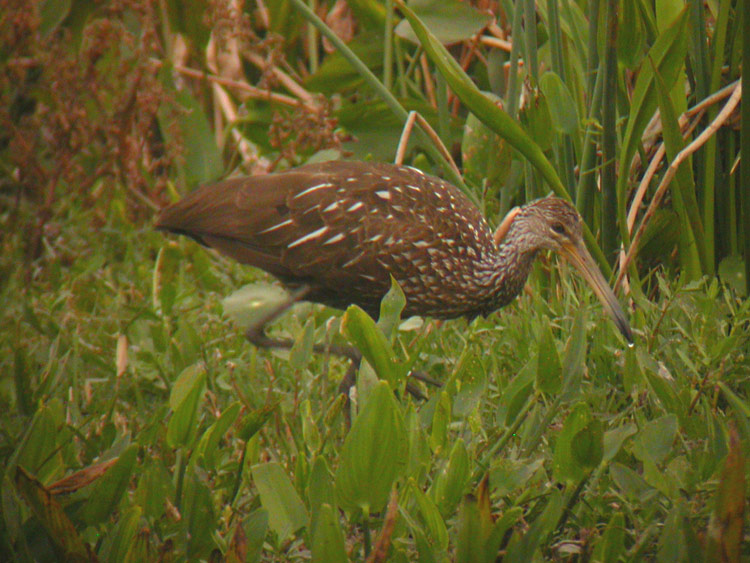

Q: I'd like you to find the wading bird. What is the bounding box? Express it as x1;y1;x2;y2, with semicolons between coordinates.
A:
156;160;632;379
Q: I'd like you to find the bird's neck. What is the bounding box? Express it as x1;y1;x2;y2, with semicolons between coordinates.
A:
476;226;540;311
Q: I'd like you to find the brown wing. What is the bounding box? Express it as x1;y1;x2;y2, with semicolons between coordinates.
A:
155;161;495;316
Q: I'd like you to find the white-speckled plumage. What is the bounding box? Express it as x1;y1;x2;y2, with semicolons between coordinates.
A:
156;160;630;339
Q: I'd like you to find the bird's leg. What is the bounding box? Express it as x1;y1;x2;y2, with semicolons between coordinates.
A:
243;286;438;399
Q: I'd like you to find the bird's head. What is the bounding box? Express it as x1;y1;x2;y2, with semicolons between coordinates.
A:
502;196;633;344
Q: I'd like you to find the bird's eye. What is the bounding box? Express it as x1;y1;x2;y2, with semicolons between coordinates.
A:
551;223;566;235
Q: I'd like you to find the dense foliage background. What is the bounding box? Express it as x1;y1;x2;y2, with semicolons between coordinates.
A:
1;0;748;561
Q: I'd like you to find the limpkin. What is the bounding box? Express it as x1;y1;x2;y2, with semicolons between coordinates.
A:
156;160;633;370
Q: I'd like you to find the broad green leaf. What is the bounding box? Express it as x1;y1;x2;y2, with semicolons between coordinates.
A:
301;400;322;455
553;403;594;483
306;32;384;94
455;494;485;563
484;507;524;562
632;414;678;466
499;359;535;426
335;381;407;515
100;505;142;563
82;444;138;526
134;461;173;519
617;0;645;68
535;320;562;394
251;462;308;541
593;512;626;562
341;305;402;386
167;363;206;448
490;457;545;497
539;72;579;135
15;404;63;484
657;501;702;563
183;468;216;558
610;462;657;502
290;318;316;370
430;391;451;454
152;243;181;316
195;402;241;471
222;283;290;333
410;481;448;551
518;86;555;151
160;88;223;188
505;489;563;562
311;504;349;563
430;438;470;517
561;310;587;400
571;419;604;471
242;509;269;563
308;456;336;535
378;276;406;340
395;0;493;45
602;424;637;463
451;350;486;417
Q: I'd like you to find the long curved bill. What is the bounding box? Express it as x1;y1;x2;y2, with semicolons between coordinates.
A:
560;240;634;344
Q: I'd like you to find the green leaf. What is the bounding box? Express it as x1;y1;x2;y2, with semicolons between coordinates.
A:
251;462;308;541
539;72;579;135
632;414;678;466
341;305;402;386
430;438;470;517
394;0;493;45
410;481;449;551
450;350;487;417
183;468;216;558
195;402;241;471
617;0;645;68
602;424;637;463
455;494;485;563
490;457;545;497
505;489;563;562
593;512;626;562
311;504;349;563
82;444;138;526
553;403;594;483
167;363;206;449
535;320;562;394
378;277;406;340
308;456;336;535
134;461;173;519
335;381;407;515
561;310;587;399
518;86;555;151
571;418;604;471
430;391;451;454
610;462;657;502
222;283;290;333
290;318;316;371
242;509;269;563
100;506;142;562
159;88;223;188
